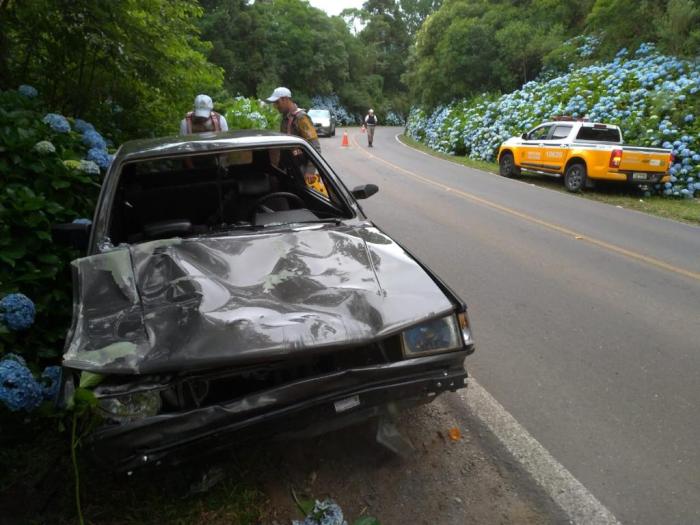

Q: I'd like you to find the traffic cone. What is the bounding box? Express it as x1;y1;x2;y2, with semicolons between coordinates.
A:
341;130;349;147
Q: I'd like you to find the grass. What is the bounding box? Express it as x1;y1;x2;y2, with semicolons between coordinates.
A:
398;134;700;225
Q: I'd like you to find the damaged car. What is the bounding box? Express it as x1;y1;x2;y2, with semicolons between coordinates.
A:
55;130;475;471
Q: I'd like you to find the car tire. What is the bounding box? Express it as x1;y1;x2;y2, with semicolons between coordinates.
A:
564;162;587;192
499;152;520;177
331;127;336;137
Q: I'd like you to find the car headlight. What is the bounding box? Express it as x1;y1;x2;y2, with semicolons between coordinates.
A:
98;391;162;423
401;314;463;357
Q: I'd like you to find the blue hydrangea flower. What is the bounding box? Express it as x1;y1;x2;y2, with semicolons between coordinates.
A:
40;366;62;401
0;293;36;331
74;119;95;134
42;113;71;133
18;85;38;98
86;148;112;170
0;359;44;412
33;140;56;154
292;499;346;525
82;129;107;150
78;160;100;175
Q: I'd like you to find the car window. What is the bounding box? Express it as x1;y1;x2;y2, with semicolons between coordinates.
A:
109;146;353;244
576;126;621;142
550;125;572;140
526;125;552;140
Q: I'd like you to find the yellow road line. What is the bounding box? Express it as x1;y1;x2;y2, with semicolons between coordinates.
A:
350;133;700;282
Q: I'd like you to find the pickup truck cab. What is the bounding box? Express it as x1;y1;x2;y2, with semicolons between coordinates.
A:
497;119;673;192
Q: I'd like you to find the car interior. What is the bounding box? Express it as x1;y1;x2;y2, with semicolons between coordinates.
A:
108;147;353;244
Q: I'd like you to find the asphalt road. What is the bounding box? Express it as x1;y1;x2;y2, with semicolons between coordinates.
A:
319;127;700;525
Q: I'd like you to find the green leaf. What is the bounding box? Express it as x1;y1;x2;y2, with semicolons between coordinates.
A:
38;253;61;265
51;179;71;189
72;386;98;409
79;371;104;389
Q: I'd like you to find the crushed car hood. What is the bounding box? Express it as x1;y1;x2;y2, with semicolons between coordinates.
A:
63;225;455;374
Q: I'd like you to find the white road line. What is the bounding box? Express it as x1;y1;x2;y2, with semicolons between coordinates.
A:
463;379;621;525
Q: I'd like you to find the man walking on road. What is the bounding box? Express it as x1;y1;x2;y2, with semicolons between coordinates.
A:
363;108;378;147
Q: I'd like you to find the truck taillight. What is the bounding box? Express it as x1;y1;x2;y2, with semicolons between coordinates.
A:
669;153;675;166
609;149;623;168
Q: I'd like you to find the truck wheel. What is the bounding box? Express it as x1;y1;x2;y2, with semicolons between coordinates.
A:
564;163;587;192
499;152;520;177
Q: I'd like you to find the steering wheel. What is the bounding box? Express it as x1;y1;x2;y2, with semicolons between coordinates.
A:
250;192;306;225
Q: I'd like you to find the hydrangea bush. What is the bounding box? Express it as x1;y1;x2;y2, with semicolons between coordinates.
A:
0;353;62;412
384;111;406;126
310;95;358;125
407;44;700;197
0;86;113;376
224;96;279;130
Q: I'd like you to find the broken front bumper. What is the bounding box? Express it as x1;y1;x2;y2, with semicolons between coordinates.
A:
86;352;469;471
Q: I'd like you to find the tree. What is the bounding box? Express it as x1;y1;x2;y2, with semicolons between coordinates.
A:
658;0;700;56
1;0;223;140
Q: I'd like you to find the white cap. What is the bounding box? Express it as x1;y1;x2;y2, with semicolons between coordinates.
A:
193;94;213;118
369;108;374;113
266;87;292;102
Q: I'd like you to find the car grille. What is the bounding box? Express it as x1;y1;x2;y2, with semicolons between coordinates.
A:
160;337;404;411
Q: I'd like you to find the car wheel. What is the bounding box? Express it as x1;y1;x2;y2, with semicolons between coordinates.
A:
564;162;587;192
499;152;520;177
331;127;336;137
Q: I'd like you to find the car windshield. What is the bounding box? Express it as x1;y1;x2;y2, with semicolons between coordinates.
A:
108;145;353;244
308;109;330;119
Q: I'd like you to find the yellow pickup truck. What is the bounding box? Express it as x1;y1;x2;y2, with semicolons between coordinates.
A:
497;120;673;192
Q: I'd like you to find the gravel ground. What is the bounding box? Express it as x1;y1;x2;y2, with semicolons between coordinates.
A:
255;391;567;524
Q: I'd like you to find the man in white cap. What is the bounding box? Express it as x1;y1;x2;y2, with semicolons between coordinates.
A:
179;94;228;135
266;86;321;154
363;108;378;147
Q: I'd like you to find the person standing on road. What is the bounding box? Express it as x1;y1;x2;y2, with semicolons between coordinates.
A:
265;87;321;155
363;108;378;147
266;86;326;194
179;94;228;135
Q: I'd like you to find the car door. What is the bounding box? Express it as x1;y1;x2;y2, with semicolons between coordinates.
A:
539;124;572;172
519;124;553;168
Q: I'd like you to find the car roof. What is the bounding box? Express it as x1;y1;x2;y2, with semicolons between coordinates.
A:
540;121;619;129
115;130;310;163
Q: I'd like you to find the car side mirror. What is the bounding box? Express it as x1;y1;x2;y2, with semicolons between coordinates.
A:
351;184;379;200
52;222;91;251
521;133;528;139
